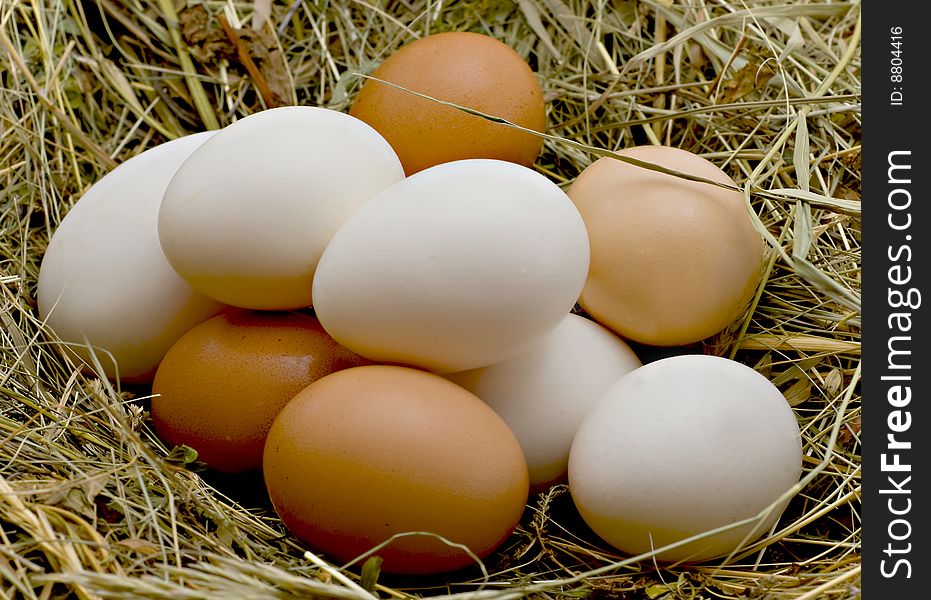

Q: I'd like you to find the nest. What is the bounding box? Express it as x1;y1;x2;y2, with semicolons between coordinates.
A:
1;1;861;598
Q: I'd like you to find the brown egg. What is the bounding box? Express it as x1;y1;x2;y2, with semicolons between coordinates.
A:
349;32;546;175
263;365;529;574
151;311;369;473
568;146;765;346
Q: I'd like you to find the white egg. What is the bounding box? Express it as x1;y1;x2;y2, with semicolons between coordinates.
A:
568;354;802;562
312;159;590;372
158;106;404;310
447;313;641;489
38;133;226;382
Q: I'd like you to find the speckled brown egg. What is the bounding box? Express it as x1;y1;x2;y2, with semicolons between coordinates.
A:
568;146;765;346
349;32;546;175
151;311;369;473
263;365;529;574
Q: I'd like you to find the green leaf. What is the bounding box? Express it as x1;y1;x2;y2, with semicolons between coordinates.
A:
645;583;674;599
361;556;383;595
165;444;199;466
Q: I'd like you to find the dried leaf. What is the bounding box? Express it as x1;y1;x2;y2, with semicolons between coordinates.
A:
824;368;843;397
216;514;235;549
784;378;813;406
241;25;294;106
718;60;775;104
117;538;160;555
838;416;861;447
179;5;232;64
837;185;860;201
179;3;293;107
61;487;92;515
213;11;294;108
841;150;862;173
44;472;110;518
314;568;332;584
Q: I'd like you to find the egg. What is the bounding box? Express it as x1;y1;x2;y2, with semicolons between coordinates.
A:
568;354;803;562
568;146;765;346
158;106;404;310
312;159;590;372
349;32;546;175
447;314;640;491
263;365;528;574
151;310;369;473
37;133;226;382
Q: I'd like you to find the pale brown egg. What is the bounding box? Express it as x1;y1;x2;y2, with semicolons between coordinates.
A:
349;32;546;175
263;365;529;574
568;146;765;346
151;311;369;473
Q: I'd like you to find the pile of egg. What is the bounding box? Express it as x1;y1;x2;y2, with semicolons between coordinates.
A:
38;32;803;572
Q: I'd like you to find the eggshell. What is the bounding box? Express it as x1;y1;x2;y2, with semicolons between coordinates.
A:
263;365;529;574
151;311;369;473
568;355;803;562
312;159;590;372
37;133;225;382
568;146;764;346
349;32;546;175
447;314;640;490
158;106;405;310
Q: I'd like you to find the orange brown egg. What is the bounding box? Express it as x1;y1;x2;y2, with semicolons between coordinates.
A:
263;365;529;574
568;146;765;346
349;32;546;175
151;310;369;473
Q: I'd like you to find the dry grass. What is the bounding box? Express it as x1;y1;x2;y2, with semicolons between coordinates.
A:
1;0;861;598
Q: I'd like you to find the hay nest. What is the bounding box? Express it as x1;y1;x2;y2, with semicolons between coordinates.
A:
1;1;861;598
